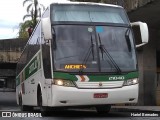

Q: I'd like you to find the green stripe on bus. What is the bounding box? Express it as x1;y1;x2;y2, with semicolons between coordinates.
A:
25;54;41;80
16;77;20;86
53;72;77;81
53;71;139;82
16;53;41;86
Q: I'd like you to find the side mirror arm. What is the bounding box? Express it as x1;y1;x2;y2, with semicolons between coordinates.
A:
131;21;149;48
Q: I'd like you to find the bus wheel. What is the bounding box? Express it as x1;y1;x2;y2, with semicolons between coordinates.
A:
19;95;33;111
95;105;111;114
38;89;48;116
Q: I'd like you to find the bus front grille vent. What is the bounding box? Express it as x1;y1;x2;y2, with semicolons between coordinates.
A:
75;81;124;89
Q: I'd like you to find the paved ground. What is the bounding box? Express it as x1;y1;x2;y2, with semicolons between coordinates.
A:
0;91;159;120
0;88;15;92
0;91;18;111
112;106;160;112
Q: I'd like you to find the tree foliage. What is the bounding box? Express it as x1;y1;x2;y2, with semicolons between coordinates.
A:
23;0;45;28
18;20;33;38
18;0;45;38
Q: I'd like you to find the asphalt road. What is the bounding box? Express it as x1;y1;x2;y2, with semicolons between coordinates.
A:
0;92;159;120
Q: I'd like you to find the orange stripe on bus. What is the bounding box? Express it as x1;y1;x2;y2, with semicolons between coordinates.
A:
80;75;85;82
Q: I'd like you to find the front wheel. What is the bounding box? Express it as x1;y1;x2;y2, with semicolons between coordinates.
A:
95;105;111;114
37;90;49;116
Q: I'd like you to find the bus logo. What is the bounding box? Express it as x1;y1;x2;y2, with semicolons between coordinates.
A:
99;82;103;87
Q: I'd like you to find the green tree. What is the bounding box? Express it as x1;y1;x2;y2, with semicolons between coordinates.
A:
23;9;34;21
23;0;45;28
18;20;33;38
18;0;45;38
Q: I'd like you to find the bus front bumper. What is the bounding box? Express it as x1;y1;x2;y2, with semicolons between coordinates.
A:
51;84;138;107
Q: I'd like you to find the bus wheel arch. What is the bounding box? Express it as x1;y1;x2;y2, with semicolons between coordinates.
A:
37;84;48;115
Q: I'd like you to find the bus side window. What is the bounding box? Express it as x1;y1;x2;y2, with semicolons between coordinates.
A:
42;43;51;78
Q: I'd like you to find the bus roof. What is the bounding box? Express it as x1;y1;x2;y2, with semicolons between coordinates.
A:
50;1;122;8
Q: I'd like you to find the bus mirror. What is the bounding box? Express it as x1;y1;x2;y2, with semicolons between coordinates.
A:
131;22;149;48
42;18;52;40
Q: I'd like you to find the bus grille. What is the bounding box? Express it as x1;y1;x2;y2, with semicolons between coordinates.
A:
75;81;124;89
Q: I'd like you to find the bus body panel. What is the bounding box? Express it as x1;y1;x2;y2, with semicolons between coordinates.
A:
22;70;42;106
16;71;52;106
50;84;138;107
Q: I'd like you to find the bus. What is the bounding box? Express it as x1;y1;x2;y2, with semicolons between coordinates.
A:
16;1;149;114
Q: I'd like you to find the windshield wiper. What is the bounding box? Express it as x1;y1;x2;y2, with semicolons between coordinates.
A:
79;34;95;74
125;28;132;52
98;34;122;74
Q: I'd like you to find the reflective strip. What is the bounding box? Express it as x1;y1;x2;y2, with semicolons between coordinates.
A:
83;76;89;82
76;75;89;82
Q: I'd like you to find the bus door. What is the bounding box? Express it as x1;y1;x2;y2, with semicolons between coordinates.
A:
42;39;52;106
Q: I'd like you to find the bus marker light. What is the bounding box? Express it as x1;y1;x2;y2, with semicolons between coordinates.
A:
99;82;103;87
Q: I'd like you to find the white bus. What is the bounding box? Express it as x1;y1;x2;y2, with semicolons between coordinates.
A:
16;1;149;114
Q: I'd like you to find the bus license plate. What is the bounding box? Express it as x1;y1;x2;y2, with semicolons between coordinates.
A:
94;93;108;98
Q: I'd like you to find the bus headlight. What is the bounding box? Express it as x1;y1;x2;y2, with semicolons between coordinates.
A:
53;79;75;87
123;78;139;86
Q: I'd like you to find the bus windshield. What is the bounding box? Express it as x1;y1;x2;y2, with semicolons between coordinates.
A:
53;25;137;73
51;4;129;24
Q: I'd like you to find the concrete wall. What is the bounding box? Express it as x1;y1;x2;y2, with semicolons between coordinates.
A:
6;77;15;89
0;38;27;63
103;0;155;11
157;74;160;105
156;31;160;105
0;39;28;89
0;69;15;77
0;52;22;63
72;0;155;12
136;29;157;106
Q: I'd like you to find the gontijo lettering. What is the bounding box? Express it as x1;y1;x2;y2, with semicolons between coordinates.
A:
29;60;38;74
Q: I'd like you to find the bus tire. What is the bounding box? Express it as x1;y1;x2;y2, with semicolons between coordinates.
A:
19;95;33;111
37;87;48;116
95;105;111;114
